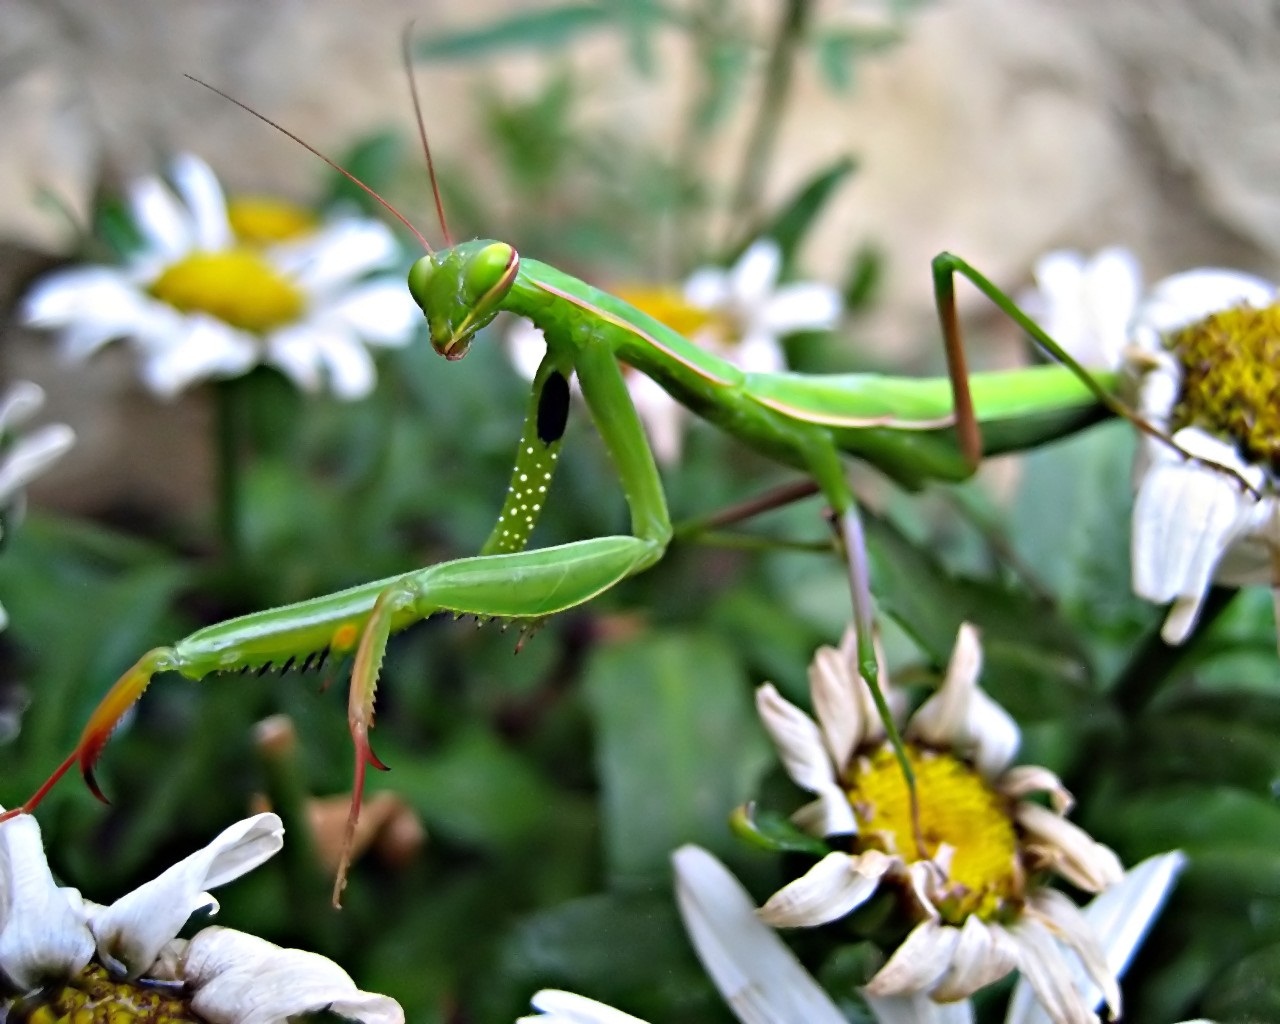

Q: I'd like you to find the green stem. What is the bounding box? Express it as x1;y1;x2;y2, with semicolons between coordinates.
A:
1111;587;1238;717
728;0;810;230
215;378;244;565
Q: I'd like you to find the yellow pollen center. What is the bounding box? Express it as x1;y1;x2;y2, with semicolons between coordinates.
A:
1167;302;1280;471
226;196;318;246
613;286;732;344
4;963;203;1024
847;745;1020;924
148;249;305;333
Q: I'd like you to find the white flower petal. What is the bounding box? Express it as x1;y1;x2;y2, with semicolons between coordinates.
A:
683;265;732;309
672;845;847;1024
1137;268;1276;338
863;918;959;996
807;643;862;769
277;219;400;294
170;154;232;251
759;282;842;334
909;624;1019;778
1028;248;1141;371
864;992;974;1024
999;765;1073;815
1005;851;1186;1024
1131;430;1259;641
320;279;419;347
730;240;783;304
626;370;686;466
1024;889;1120;1020
506;318;549;381
1015;803;1123;893
179;926;403;1024
138;318;258;398
21;267;157;351
0;382;46;432
129;174;195;263
268;326;376;401
1008;917;1098;1024
928;915;1019;1001
0;814;94;991
88;813;283;978
755;684;855;836
757;850;889;927
520;989;649;1023
721;332;787;375
1079;247;1142;366
0;424;76;506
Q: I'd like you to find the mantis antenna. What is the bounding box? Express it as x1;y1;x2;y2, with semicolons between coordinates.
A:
401;24;453;247
183;74;435;255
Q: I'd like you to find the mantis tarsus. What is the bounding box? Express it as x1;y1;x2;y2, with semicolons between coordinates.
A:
3;69;1135;906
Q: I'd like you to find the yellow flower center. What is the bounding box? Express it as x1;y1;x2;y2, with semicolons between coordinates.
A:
1167;302;1280;471
613;286;732;344
226;196;318;247
846;745;1021;924
148;249;305;333
4;963;202;1024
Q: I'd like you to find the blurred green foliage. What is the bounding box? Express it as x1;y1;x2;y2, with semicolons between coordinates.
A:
3;2;1280;1023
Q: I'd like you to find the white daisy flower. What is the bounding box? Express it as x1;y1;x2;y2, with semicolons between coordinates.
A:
21;154;420;401
1024;249;1280;644
0;381;76;633
752;623;1129;1024
505;237;841;465
0;810;402;1024
529;843;1187;1024
674;844;1189;1024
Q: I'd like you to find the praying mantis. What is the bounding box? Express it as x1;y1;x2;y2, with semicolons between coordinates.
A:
2;69;1148;906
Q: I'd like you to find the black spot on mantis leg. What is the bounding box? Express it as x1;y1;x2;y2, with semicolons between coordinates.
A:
537;370;570;444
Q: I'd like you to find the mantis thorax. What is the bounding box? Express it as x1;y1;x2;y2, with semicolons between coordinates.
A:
408;240;518;360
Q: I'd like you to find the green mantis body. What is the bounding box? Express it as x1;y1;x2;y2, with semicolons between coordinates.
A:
5;233;1120;902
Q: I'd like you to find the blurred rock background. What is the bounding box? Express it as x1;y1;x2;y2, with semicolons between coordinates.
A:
3;0;1278;517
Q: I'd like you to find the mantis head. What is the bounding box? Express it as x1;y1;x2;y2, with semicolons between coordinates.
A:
408;240;520;361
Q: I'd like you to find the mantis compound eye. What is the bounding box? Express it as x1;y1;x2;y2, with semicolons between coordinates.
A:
464;242;517;303
407;255;437;311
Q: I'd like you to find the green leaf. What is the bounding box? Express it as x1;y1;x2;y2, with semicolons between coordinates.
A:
729;803;830;856
417;5;624;60
385;725;566;849
862;508;1095;722
750;156;857;271
1203;942;1280;1021
843;242;883;312
322;131;405;213
92;195;145;261
492;891;730;1023
586;630;772;887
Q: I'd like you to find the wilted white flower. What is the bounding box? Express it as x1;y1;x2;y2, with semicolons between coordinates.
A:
752;623;1129;1024
0;810;402;1024
531;844;1187;1024
1124;269;1280;643
0;381;76;632
506;237;841;465
21;154;419;400
1024;249;1280;645
674;844;1188;1024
